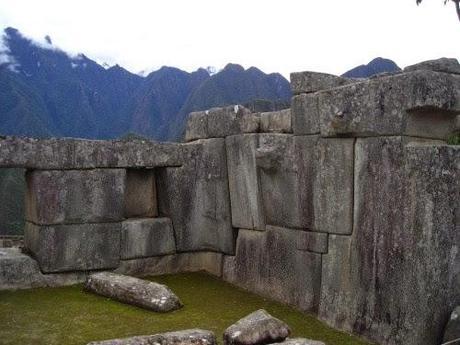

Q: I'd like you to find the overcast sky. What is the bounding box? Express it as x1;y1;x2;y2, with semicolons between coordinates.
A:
0;0;458;78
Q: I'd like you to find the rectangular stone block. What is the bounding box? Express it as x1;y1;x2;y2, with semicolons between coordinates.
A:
224;227;322;312
185;111;208;142
24;222;121;273
0;137;184;169
124;169;157;218
121;218;175;260
290;71;353;95
115;252;223;278
296;231;328;254
25;169;125;225
226;134;265;230
313;138;354;235
157;139;234;254
256;134;317;229
318;70;460;138
292;93;320;135
260;109;292;133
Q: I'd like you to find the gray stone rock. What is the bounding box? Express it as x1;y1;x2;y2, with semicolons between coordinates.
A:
443;306;460;343
184;106;257;142
0;248;86;290
87;329;216;345
224;227;322;312
157;139;234;254
226;134;265;230
313;138;354;235
319;138;460;345
260;109;292;133
404;57;460;75
223;309;290;345
24;222;121;273
25;169;125;225
290;71;353;95
291;94;320;135
0;137;184;169
121;218;175;260
84;272;183;312
318;70;460;138
278;338;325;345
116;252;223;278
125;169;158;218
256;134;317;229
296;232;328;254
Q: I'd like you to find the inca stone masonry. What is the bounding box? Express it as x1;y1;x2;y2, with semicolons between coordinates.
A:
0;58;459;345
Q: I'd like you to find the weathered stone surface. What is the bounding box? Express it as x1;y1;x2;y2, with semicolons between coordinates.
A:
313;138;354;235
256;134;317;229
24;222;121;273
157;139;234;254
185;111;209;142
278;338;325;345
224;227;322;312
121;218;175;260
318;70;460;138
223;309;290;345
85;272;182;312
260;109;292;133
404;57;460;75
184;106;259;142
291;94;320;135
26;169;125;225
226;135;265;230
0;248;86;290
290;71;353;95
87;329;216;345
296;232;328;254
125;169;157;218
443;306;460;343
319;138;460;345
0;137;184;169
116;252;223;278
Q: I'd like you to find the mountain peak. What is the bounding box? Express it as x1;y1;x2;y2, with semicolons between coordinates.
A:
342;57;401;78
223;63;244;72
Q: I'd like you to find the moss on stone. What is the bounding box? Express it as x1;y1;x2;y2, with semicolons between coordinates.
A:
0;272;371;345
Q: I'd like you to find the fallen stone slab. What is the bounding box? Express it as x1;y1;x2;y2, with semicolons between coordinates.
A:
84;272;182;312
278;338;325;345
87;329;216;345
223;309;290;345
443;306;460;343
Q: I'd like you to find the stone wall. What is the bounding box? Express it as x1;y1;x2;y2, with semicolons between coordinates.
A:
0;58;459;345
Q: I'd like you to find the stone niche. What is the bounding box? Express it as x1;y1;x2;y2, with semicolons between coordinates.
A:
124;168;158;218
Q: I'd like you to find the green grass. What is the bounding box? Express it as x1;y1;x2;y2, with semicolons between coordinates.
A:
447;133;460;145
0;272;370;345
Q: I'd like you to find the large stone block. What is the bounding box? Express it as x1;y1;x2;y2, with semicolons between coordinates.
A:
157;139;234;254
226;134;265;230
24;222;121;273
290;71;353;95
404;57;460;75
256;134;317;229
224;227;322;312
319;138;460;345
184;105;256;141
0;248;86;290
313;138;354;235
260;109;292;133
115;252;223;278
0;137;184;169
124;169;157;218
25;169;125;225
318;70;460;139
121;218;175;260
291;93;320;135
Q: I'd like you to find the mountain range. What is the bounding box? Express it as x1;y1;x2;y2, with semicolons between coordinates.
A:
0;27;402;142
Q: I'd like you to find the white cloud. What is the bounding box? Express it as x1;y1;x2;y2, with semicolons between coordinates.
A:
0;0;458;78
0;32;19;71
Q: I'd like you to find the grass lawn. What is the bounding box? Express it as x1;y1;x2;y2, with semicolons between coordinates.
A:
0;272;371;345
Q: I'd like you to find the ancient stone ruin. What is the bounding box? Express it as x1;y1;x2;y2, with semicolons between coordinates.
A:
0;58;459;345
